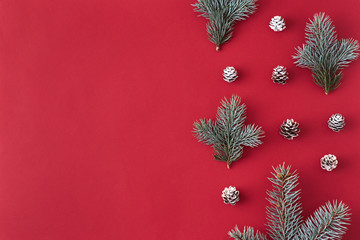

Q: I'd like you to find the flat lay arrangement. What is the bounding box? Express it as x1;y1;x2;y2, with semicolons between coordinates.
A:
1;0;360;239
191;0;358;239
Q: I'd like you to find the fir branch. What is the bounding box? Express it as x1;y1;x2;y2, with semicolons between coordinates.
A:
193;96;264;168
193;119;217;145
193;0;258;51
229;226;268;240
266;164;302;240
229;164;351;240
296;201;350;240
293;13;359;94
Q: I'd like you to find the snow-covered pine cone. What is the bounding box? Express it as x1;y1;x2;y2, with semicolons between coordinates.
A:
223;66;238;83
221;186;239;205
269;16;286;32
280;119;300;140
320;154;338;171
272;66;288;84
328;114;345;132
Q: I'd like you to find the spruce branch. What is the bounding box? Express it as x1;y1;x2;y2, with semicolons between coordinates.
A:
193;0;258;51
266;164;302;240
293;13;359;94
229;226;268;240
296;201;350;240
229;164;351;240
193;96;264;168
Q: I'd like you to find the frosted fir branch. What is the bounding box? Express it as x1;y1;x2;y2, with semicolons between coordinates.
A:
293;13;359;94
295;201;350;240
229;226;268;240
193;96;264;168
229;164;351;240
193;0;258;51
266;164;302;240
193;119;217;145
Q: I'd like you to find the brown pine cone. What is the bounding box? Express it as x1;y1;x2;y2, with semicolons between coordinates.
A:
280;119;300;140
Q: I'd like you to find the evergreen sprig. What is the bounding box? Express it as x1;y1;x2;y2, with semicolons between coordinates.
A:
193;0;258;51
229;164;351;240
229;226;268;240
293;13;359;94
193;96;264;168
296;201;350;240
266;165;302;240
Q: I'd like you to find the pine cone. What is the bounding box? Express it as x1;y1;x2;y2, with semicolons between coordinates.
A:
280;119;300;140
272;66;288;84
269;16;286;32
221;186;240;205
320;154;338;171
328;113;345;132
223;67;238;83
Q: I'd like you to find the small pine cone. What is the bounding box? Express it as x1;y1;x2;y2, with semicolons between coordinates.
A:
320;154;338;171
221;186;239;205
223;67;238;83
280;119;300;140
269;16;286;32
328;114;345;132
272;66;288;84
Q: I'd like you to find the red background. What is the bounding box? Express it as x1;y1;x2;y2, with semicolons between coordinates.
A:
0;0;359;239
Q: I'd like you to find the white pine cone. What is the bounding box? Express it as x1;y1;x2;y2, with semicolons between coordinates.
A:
272;66;288;84
321;154;338;171
328;114;345;132
269;16;286;32
280;119;300;140
223;66;238;83
221;186;239;205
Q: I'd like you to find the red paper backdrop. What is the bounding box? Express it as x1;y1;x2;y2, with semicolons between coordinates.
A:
0;0;360;239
